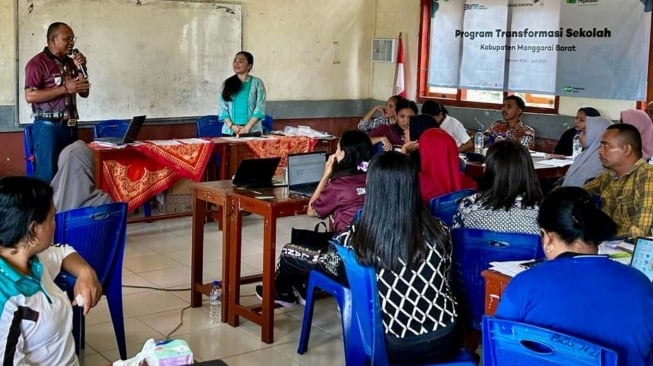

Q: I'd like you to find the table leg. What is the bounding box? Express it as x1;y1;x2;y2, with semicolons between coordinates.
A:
190;191;206;307
261;215;277;344
227;198;243;327
220;199;231;322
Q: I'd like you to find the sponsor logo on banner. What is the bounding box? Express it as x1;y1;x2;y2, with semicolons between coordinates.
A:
463;3;488;10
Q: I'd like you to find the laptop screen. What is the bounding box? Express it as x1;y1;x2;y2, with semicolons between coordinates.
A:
631;237;653;281
287;152;326;187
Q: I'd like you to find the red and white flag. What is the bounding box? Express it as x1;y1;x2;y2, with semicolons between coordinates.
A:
393;33;406;97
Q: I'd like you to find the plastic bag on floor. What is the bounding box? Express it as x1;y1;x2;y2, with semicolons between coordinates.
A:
112;338;194;366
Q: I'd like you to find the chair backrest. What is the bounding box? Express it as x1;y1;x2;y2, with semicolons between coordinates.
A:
54;202;128;284
262;114;274;134
451;228;543;330
428;188;477;226
482;316;619;366
93;119;130;139
23;125;35;176
196;115;223;138
334;243;388;365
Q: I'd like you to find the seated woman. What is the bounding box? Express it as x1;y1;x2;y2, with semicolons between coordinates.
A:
429;102;473;153
621;109;653;161
496;187;653;366
51;140;113;212
562;117;612;187
256;130;372;306
357;95;403;131
553;107;600;156
339;151;463;364
452;140;542;234
368;98;417;152
0;176;102;365
484;95;535;149
418;128;477;204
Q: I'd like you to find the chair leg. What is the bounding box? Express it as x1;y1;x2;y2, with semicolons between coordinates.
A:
297;278;317;354
143;202;152;217
106;277;127;360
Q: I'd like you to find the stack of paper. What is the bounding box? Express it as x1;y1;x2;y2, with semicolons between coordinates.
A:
535;158;573;167
488;260;536;277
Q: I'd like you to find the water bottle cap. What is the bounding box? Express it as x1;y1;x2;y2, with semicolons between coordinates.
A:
212;280;220;286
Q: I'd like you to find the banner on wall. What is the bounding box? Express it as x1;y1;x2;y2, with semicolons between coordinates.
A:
428;0;651;100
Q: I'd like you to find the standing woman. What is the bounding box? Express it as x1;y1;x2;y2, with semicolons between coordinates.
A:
218;51;266;136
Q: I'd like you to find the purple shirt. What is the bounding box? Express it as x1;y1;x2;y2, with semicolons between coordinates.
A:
368;124;405;146
24;48;80;119
311;173;366;233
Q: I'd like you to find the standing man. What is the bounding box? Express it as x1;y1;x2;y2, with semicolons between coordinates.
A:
25;22;90;182
583;124;653;238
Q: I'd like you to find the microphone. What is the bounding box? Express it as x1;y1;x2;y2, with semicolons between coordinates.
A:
72;48;88;79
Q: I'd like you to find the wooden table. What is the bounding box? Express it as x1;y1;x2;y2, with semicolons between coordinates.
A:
190;181;234;322
465;158;570;181
189;180;309;343
227;186;309;343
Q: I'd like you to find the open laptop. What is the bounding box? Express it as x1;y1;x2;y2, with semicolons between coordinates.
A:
287;151;327;197
630;237;653;281
231;157;280;189
95;115;146;145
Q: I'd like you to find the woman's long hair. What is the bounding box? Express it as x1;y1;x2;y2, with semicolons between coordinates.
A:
353;151;450;272
221;51;254;102
331;130;373;179
479;140;542;210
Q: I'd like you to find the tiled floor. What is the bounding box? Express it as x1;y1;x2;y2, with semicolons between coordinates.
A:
78;214;345;365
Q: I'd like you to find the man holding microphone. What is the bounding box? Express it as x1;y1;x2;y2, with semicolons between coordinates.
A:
24;22;90;182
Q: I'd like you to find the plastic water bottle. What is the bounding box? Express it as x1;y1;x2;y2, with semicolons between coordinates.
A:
474;129;484;153
572;131;582;158
209;280;221;326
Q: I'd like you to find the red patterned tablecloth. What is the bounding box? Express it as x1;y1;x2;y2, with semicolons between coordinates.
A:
244;136;318;173
95;140;214;212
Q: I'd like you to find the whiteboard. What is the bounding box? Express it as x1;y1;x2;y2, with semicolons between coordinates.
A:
18;0;241;122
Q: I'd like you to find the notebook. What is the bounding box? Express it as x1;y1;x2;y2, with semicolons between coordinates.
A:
630;237;653;281
95;115;146;145
231;157;280;189
287;151;327;197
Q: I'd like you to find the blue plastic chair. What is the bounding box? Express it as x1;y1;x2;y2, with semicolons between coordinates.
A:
482;316;618;366
93;119;130;140
297;269;354;361
262;114;274;134
451;228;543;330
428;189;477;226
196;115;223;180
195;115;223;138
334;244;477;366
53;202;129;360
94;120;151;217
23;125;35;176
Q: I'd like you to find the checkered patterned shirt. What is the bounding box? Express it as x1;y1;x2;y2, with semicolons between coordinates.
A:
357;116;393;132
583;159;653;238
339;225;459;338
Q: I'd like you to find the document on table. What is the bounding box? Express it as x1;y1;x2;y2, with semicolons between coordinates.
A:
488;260;538;277
535;158;573;167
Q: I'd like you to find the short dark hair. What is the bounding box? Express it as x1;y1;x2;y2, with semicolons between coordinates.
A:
479;140;542;210
47;22;68;41
353;151;451;272
538;187;616;246
0;176;53;248
421;100;448;117
578;107;600;117
607;123;643;158
332;130;373;179
388;95;406;105
395;99;417;115
504;95;525;110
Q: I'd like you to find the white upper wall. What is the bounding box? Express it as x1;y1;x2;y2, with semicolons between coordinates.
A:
0;0;641;118
0;0;15;105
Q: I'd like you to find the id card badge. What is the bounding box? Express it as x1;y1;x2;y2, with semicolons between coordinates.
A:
67;119;77;127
